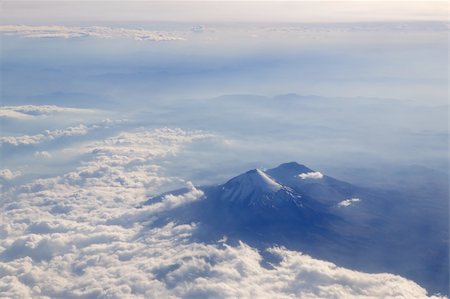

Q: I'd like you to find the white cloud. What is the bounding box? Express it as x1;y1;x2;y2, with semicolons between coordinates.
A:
34;151;52;159
1;224;443;298
0;105;94;120
338;198;361;208
160;181;204;208
0;124;90;146
298;171;324;180
0;110;34;120
0;25;185;41
0;169;21;180
0;127;444;299
110;181;204;226
0;134;45;146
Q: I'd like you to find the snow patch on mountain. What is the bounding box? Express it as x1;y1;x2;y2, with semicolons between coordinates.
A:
220;169;287;205
226;169;281;192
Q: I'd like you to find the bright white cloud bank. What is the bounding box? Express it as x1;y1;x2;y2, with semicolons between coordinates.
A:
0;127;444;298
299;171;324;180
0;25;184;41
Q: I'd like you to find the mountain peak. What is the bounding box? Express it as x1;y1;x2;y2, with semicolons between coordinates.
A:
270;162;313;174
218;168;295;206
225;168;282;193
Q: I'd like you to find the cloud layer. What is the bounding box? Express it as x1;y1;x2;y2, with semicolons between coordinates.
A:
0;105;94;120
0;124;90;146
0;125;444;298
0;25;184;41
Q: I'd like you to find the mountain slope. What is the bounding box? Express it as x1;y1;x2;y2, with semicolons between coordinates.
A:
198;168;334;231
145;162;449;295
266;162;358;206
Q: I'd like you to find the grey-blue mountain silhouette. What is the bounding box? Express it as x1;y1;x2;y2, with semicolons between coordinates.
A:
145;162;448;295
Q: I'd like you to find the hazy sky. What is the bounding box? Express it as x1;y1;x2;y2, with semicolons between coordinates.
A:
1;1;448;24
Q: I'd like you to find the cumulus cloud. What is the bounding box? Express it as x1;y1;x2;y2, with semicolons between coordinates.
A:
338;198;361;207
0;169;21;180
0;124;89;146
0;224;443;298
109;181;204;226
0;105;94;120
0;25;185;41
0;127;444;299
298;171;324;180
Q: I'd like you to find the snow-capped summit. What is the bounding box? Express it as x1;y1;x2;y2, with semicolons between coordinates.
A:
223;169;282;193
219;168;300;207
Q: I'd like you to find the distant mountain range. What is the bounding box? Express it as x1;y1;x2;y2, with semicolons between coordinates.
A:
146;162;449;295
